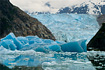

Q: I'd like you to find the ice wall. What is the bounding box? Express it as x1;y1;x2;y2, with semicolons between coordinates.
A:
32;14;99;43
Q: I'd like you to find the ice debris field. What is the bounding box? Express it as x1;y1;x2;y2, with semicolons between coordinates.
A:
0;33;87;52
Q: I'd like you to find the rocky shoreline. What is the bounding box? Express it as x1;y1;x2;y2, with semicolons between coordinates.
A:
0;64;44;70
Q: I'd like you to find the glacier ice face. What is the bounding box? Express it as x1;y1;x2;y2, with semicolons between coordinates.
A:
0;33;87;52
32;14;99;43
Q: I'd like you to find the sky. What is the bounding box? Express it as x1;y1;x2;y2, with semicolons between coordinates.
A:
10;0;105;14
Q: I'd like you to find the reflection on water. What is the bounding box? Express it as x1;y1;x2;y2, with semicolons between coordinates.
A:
0;51;95;70
88;51;105;70
0;64;43;70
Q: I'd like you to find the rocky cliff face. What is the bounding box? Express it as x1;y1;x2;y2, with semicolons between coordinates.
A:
0;0;55;40
97;15;105;26
87;23;105;51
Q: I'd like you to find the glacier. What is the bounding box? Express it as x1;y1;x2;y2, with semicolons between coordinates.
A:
32;14;99;43
0;33;87;52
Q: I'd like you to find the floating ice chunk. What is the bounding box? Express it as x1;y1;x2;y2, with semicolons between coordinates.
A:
13;38;23;50
0;33;87;53
55;41;66;45
48;45;61;52
29;40;35;45
1;33;15;41
0;40;16;50
42;39;57;45
1;33;23;50
26;36;43;44
60;40;87;52
78;40;87;52
17;37;29;46
34;46;49;53
26;36;39;41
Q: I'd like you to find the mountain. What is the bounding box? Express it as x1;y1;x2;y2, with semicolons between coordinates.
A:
0;0;55;40
0;64;11;70
10;0;105;15
97;15;105;26
87;23;105;51
58;5;105;15
58;3;105;15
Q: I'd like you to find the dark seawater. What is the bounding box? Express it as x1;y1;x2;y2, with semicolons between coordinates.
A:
88;51;105;70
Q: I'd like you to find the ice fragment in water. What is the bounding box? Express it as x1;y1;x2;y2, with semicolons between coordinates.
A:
60;40;87;52
0;33;87;52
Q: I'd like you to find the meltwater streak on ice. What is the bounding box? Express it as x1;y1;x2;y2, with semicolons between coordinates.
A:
32;14;99;43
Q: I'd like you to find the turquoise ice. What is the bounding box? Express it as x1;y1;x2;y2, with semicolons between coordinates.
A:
0;33;87;52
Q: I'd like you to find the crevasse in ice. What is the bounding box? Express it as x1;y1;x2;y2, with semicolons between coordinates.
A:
0;33;87;52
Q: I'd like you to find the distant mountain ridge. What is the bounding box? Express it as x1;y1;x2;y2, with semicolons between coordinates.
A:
0;0;55;40
58;5;105;15
27;2;105;15
10;0;105;15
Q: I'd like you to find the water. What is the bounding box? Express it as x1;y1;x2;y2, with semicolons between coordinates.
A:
0;50;95;70
1;50;104;70
87;51;105;70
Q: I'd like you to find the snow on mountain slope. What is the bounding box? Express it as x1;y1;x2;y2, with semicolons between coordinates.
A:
10;0;105;15
32;14;99;43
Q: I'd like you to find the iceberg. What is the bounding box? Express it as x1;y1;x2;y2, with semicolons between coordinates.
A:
0;40;16;50
61;40;87;52
17;37;29;46
0;33;87;52
48;45;61;52
1;33;23;50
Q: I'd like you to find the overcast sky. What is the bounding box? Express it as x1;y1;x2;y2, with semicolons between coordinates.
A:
10;0;105;14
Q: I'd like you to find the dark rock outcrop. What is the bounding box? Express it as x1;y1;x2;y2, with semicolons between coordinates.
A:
13;66;44;70
0;64;11;70
0;64;44;70
0;0;55;40
97;15;105;26
87;23;105;51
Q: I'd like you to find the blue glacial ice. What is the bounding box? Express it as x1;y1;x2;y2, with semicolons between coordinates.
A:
61;40;87;52
1;33;23;50
32;14;99;43
0;33;87;52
